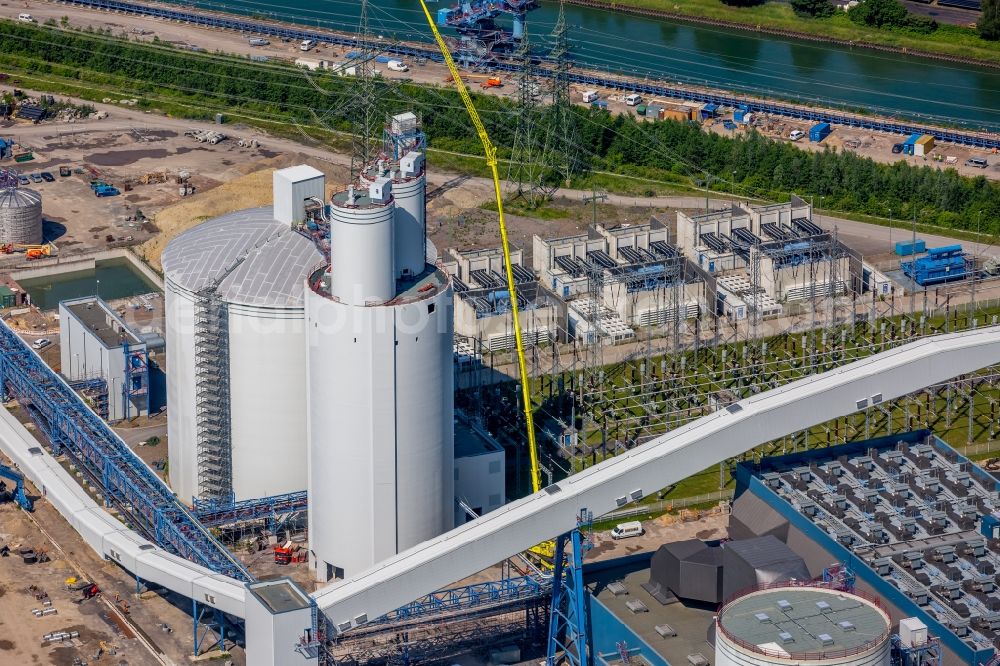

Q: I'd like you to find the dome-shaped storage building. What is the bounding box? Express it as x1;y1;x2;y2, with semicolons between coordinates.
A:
0;187;43;245
715;585;891;666
163;206;323;503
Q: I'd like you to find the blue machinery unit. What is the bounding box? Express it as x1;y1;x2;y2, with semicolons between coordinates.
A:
0;320;252;581
902;245;968;286
436;1;540;58
0;461;33;510
56;0;1000;149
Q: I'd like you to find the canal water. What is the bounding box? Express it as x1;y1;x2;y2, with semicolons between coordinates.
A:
172;0;1000;130
18;258;161;310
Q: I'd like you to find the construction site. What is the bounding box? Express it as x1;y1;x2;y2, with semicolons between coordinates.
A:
1;1;1000;665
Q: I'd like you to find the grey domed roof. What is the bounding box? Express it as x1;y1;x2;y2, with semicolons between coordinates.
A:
162;207;322;308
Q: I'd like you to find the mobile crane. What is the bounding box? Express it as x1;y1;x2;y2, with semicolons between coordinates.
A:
417;0;554;568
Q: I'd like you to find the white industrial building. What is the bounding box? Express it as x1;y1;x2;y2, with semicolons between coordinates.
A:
445;247;562;352
678;198;849;310
306;114;456;582
273;165;325;227
534;220;703;344
59;296;150;422
454;412;505;525
162;173;324;503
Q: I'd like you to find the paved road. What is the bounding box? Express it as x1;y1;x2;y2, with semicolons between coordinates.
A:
8;85;986;268
903;0;980;26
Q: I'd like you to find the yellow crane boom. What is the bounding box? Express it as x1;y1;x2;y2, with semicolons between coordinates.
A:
417;0;543;495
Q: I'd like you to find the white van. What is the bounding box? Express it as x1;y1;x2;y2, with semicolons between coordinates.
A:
300;39;317;52
581;90;599;103
611;521;644;540
18;13;35;23
625;94;642;106
387;59;409;72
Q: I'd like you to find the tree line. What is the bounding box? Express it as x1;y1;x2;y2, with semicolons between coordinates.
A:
0;21;996;231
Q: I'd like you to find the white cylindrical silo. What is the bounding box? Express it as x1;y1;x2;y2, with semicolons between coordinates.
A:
0;187;43;245
163;208;322;503
715;586;891;666
392;151;426;278
306;266;454;582
328;183;395;306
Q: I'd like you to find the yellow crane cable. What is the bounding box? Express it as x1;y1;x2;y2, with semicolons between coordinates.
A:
417;0;543;495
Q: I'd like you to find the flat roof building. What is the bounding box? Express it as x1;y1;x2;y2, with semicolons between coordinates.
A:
59;296;150;422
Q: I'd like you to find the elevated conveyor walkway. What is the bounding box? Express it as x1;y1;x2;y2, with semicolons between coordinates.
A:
312;327;1000;636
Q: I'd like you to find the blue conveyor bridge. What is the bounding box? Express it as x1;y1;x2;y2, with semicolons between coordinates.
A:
0;321;252;581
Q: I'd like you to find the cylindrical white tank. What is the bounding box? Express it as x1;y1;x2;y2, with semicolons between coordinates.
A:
0;187;43;245
715;586;891;666
329;185;395;306
306;266;454;581
163;208;323;502
361;151;426;279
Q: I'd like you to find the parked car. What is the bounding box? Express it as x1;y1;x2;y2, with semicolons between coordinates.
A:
31;338;51;350
789;130;805;142
966;157;989;169
40;172;55;182
18;13;35;23
610;521;645;539
17;175;29;185
624;94;642;106
29;173;42;183
892;144;904;154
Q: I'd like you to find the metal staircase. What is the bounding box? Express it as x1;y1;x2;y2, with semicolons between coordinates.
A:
191;230;281;502
194;287;232;501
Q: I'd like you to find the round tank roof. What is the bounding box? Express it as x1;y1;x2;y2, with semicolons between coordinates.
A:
0;187;41;209
162;206;322;308
717;586;889;660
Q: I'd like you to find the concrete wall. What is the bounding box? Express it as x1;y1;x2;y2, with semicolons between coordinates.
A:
12;248;163;289
454;446;505;524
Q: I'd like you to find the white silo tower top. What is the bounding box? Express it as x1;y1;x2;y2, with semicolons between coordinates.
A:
161;207;323;307
716;586;890;663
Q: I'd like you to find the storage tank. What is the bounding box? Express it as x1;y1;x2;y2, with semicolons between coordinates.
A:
0;187;43;245
715;585;891;666
361;112;428;279
163;207;323;503
307;178;454;582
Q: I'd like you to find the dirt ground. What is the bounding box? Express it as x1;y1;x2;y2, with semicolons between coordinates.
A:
0;115;278;256
0;443;241;664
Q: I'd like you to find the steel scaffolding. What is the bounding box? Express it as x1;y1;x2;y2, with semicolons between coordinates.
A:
192;490;308;529
194;288;232;501
547;511;593;666
67;376;108;421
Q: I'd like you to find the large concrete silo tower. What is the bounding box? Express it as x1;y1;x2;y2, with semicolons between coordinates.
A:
306;116;454;582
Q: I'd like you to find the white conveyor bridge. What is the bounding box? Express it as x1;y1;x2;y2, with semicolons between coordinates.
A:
311;328;1000;636
2;327;1000;665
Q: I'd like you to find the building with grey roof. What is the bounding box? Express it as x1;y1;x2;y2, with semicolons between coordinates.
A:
60;296;151;422
163;179;325;502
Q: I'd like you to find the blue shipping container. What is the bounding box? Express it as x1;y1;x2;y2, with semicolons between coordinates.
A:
734;109;746;123
809;122;831;142
894;239;926;256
